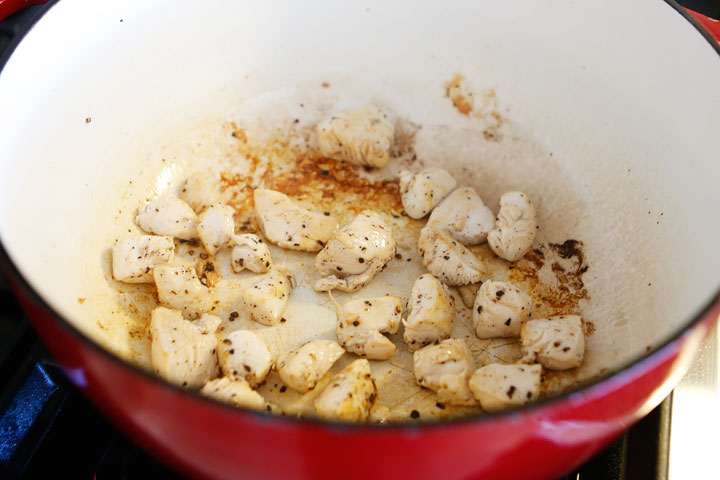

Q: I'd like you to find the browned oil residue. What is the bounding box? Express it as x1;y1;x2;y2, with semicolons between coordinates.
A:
445;74;473;116
583;321;596;336
221;126;404;226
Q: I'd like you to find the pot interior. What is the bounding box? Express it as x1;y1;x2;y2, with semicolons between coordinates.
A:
0;0;718;421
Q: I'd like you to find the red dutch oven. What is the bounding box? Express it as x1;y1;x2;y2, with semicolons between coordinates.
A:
0;1;719;478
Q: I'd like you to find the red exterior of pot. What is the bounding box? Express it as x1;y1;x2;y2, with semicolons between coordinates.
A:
6;267;718;480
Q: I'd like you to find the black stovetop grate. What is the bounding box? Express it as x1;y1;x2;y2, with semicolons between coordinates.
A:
0;3;690;478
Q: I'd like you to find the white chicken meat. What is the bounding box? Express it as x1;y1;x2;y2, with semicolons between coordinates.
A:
403;274;456;350
180;171;224;214
314;359;377;422
135;195;199;240
418;228;484;286
243;268;291;326
426;186;495;245
472;280;533;339
153;265;212;319
197;204;235;255
335;296;402;360
314;210;396;292
112;235;174;283
487;191;538;261
201;377;270;411
253;188;338;252
316;105;394;168
520;315;585;370
150;307;218;389
230;234;272;274
399;168;457;219
469;363;542;413
413;338;476;406
457;283;482;309
218;330;273;387
276;339;345;393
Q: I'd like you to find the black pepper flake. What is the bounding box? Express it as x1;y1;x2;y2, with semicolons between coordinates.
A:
228;349;235;354
526;391;532;399
336;266;343;271
553;341;561;347
358;258;365;263
280;317;287;323
222;339;232;345
243;365;251;372
324;211;330;216
496;290;505;299
477;305;483;314
436;402;445;410
562;347;571;352
410;410;420;419
352;321;360;326
321;170;329;176
443;255;450;260
294;118;299;123
505;318;511;326
229;311;239;321
395;253;402;260
507;385;516;398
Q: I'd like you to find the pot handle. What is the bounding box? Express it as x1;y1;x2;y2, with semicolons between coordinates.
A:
0;0;47;22
685;8;720;44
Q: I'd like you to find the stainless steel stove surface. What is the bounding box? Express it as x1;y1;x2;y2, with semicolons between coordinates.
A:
0;3;717;479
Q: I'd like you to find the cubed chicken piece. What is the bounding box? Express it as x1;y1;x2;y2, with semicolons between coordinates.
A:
335;295;402;360
112;235;174;283
403;274;456;350
399;168;457;219
254;189;338;252
314;210;396;292
277;339;345;393
473;280;532;339
413;338;476;406
469;363;542;413
180;171;224;213
150;307;218;388
135;195;198;240
243;269;291;326
458;283;481;309
418;228;485;286
426;187;495;245
201;377;270;411
197;204;235;255
520;315;585;370
316;105;394;168
218;330;273;387
487;191;538;261
231;234;272;274
153;265;212;319
314;359;377;422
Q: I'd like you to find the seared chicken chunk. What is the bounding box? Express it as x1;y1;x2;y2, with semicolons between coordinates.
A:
316;105;394;168
314;359;377;422
403;274;456;350
254;189;338;252
153;265;212;319
218;330;273;387
399;168;457;219
136;195;198;240
243;269;291;326
418;228;484;286
112;235;174;283
231;234;272;273
335;296;402;360
150;307;218;388
314;210;396;292
469;363;542;413
426;186;495;245
197;204;235;255
487;191;538;261
520;315;585;370
458;283;481;309
201;377;269;411
180;171;224;214
413;339;476;406
277;339;345;393
473;280;532;338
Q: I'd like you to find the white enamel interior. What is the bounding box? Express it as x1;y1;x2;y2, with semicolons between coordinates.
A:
0;0;718;416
